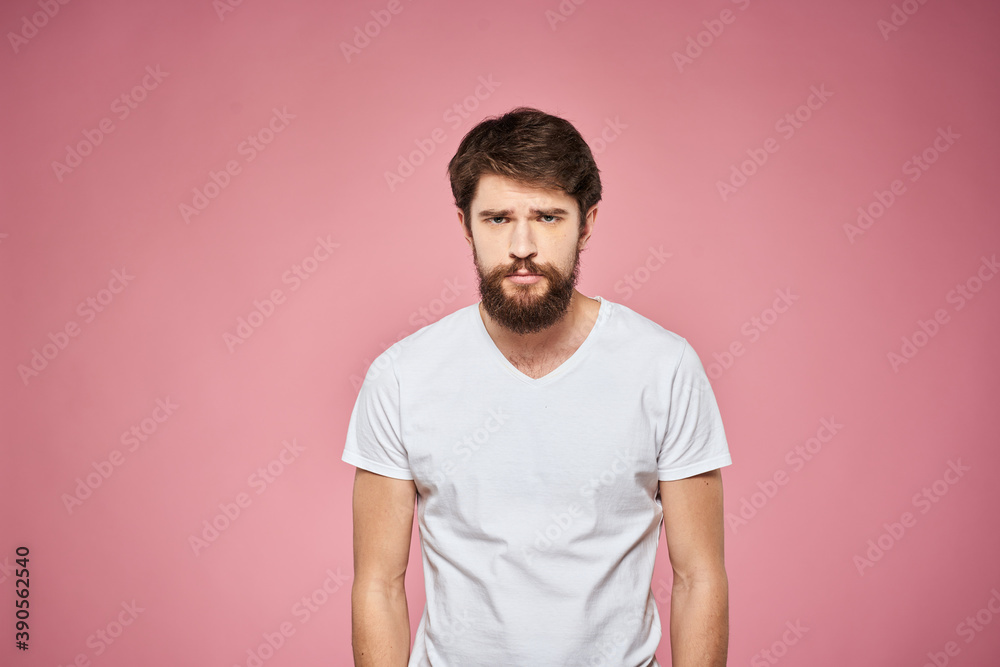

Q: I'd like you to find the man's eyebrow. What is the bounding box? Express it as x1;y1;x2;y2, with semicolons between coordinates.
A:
478;208;514;219
477;207;569;218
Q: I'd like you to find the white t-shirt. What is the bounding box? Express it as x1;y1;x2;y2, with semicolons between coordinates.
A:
342;295;732;666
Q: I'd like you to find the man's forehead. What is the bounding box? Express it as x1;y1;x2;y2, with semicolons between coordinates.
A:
472;173;570;205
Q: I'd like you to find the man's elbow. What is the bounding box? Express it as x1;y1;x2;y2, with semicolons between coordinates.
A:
672;562;728;593
352;575;407;601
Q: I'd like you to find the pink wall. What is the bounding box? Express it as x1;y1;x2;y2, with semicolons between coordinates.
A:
3;0;999;665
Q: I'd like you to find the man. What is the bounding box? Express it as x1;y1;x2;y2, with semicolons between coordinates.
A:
343;107;732;666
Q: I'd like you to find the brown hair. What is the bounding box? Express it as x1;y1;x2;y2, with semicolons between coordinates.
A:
447;106;602;233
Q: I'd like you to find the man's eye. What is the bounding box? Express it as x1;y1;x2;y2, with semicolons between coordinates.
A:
488;217;506;224
541;215;557;223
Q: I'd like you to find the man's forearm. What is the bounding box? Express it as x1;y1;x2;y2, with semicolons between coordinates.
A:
352;581;411;667
669;573;729;666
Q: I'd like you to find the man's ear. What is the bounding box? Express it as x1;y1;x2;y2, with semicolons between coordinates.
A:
579;205;598;250
458;209;473;247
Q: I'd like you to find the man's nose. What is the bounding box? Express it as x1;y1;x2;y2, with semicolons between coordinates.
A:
508;219;537;258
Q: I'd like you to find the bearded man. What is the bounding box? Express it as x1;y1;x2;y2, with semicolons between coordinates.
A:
343;106;732;667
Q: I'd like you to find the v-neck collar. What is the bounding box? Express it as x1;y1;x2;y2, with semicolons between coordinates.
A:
472;296;608;387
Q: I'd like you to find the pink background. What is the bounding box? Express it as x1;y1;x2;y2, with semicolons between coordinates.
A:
3;0;999;665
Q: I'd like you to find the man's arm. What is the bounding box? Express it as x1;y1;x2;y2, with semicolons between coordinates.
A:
659;468;729;666
351;467;417;666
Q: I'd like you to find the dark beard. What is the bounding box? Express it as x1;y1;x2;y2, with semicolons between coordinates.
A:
473;243;582;335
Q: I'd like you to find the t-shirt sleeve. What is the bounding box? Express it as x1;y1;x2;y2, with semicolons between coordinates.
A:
341;347;413;480
657;339;733;481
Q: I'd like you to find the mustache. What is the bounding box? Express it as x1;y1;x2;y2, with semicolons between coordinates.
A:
504;260;546;275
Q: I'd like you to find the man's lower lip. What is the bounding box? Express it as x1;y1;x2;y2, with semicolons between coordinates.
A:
507;274;542;284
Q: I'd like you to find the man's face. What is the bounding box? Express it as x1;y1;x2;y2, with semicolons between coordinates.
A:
459;173;596;335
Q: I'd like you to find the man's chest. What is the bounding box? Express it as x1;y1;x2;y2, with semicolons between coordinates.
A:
401;387;665;509
502;345;582;380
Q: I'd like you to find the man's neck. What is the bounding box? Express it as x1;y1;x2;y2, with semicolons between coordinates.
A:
479;290;600;360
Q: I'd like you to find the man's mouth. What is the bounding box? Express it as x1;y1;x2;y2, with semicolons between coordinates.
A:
507;273;542;284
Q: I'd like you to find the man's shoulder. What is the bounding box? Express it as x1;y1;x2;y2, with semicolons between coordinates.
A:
402;300;477;348
369;301;478;372
599;297;690;355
